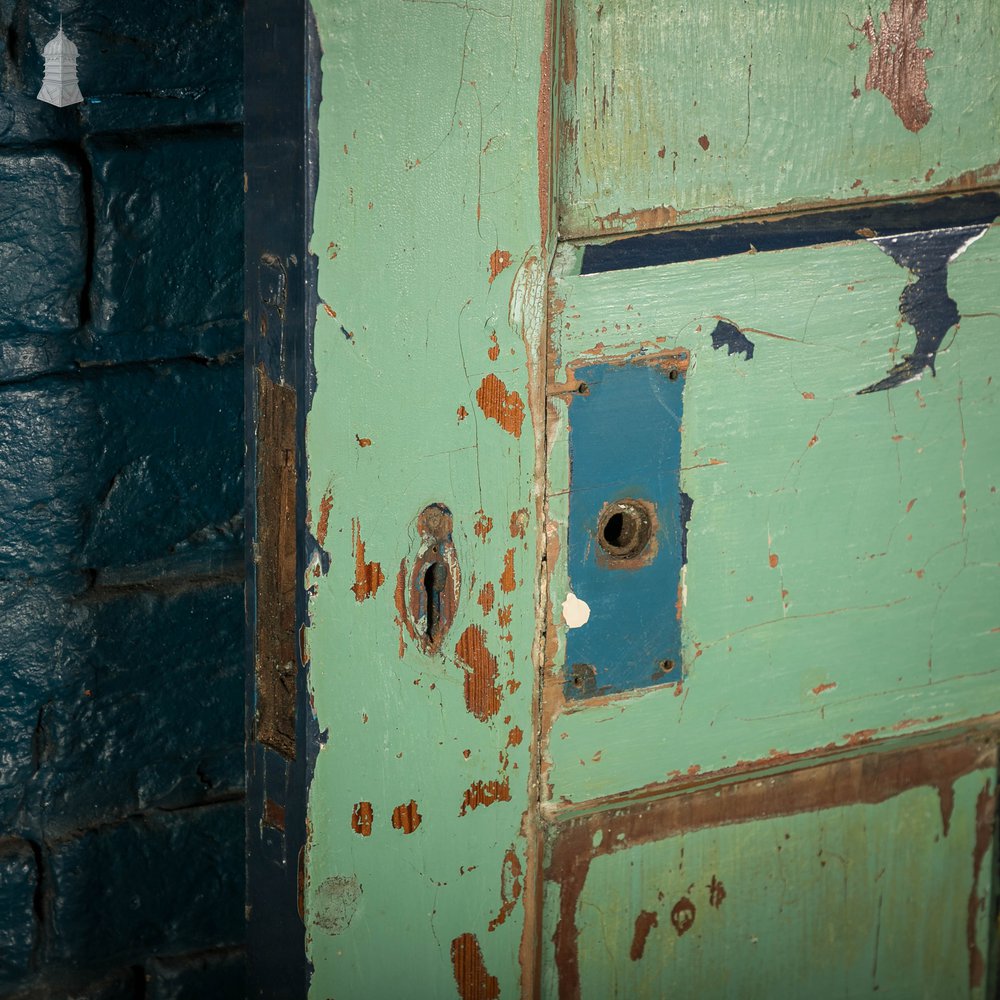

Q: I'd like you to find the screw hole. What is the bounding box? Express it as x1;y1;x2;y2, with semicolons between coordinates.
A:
659;659;675;673
576;381;589;395
668;368;679;381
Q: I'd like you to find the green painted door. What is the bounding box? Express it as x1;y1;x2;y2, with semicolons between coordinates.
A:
255;1;1000;996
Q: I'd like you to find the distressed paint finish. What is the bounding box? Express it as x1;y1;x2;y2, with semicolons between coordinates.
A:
545;220;1000;806
557;0;1000;237
541;736;998;999
304;1;552;997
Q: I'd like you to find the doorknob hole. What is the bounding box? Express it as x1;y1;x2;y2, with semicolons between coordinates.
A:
597;499;654;560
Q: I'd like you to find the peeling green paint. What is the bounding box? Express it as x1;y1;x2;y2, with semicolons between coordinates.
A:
304;1;550;995
558;0;1000;236
545;225;1000;806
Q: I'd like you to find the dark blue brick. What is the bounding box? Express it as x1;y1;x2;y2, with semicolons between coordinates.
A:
0;2;242;142
0;378;95;580
26;583;244;833
0;150;85;334
47;802;244;967
146;948;246;1000
0;359;242;581
0;578;90;831
0;841;38;987
88;134;242;334
82;359;244;569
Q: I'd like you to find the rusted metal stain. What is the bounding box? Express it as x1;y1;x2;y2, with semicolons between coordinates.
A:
351;801;374;837
966;781;995;988
459;777;511;817
488;846;523;932
476;373;526;439
859;0;933;132
450;933;500;1000
629;910;658;960
254;365;298;760
350;518;384;602
489;249;513;284
454;625;502;721
390;800;422;834
546;736;995;1000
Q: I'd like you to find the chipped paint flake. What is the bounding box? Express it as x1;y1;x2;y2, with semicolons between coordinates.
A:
459;777;512;816
451;933;500;1000
454;625;503;721
629;910;659;961
350;518;385;602
860;0;933;133
476;373;526;439
390;800;422;834
562;592;591;629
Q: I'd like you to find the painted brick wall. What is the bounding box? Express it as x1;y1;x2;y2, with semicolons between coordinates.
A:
0;2;245;997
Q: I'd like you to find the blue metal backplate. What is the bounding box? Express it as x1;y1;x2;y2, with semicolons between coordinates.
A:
565;357;687;700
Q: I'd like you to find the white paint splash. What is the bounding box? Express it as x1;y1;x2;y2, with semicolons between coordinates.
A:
562;592;590;629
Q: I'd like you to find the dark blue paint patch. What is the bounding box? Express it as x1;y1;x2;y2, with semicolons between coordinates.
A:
859;225;989;394
579;193;1000;275
710;320;754;360
565;359;686;699
340;325;353;341
679;491;693;566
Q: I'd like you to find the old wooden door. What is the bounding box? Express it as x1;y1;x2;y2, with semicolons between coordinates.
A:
246;2;1000;997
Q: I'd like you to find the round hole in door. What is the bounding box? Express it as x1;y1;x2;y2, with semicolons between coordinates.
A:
596;499;655;560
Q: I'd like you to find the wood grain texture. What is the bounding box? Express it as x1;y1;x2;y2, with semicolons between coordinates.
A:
557;0;1000;236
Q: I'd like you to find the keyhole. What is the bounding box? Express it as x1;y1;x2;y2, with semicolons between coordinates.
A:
424;561;447;640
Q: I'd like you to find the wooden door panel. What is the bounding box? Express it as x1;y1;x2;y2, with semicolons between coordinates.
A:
558;0;1000;237
545;207;1000;806
542;736;997;999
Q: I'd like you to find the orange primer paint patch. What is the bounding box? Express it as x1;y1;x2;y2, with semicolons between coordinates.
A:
476;373;525;438
474;510;494;541
768;553;779;569
487;846;523;933
459;777;511;816
390;800;422;834
500;548;516;593
351;519;385;602
351;801;373;836
477;582;495;616
315;488;333;546
488;249;512;284
812;682;837;695
455;625;502;721
487;331;500;361
451;933;500;1000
